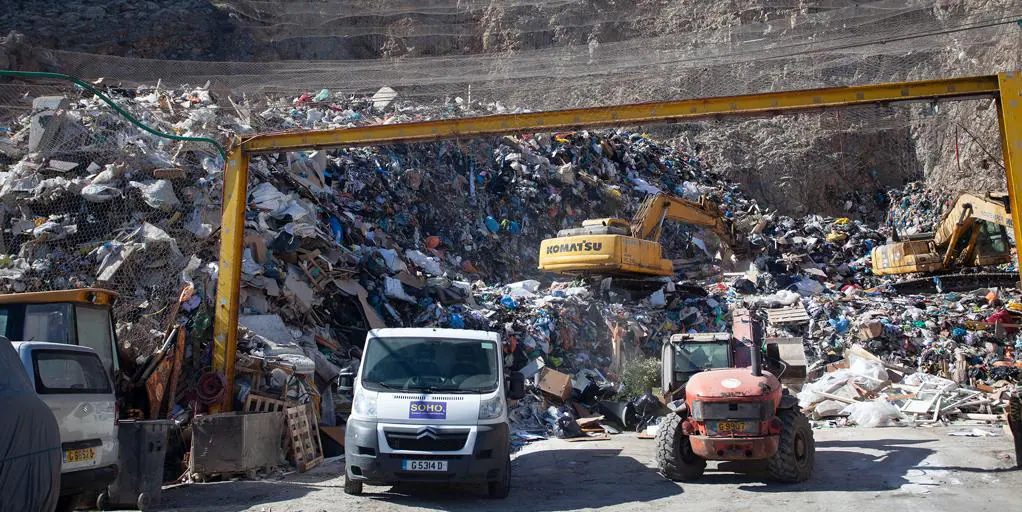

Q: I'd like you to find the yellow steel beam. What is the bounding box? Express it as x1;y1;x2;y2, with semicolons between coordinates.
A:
997;71;1022;281
211;142;248;412
242;75;1000;153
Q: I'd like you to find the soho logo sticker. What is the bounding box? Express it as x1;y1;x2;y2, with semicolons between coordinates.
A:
409;400;447;419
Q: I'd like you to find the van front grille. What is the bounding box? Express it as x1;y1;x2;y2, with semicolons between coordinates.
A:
385;430;469;451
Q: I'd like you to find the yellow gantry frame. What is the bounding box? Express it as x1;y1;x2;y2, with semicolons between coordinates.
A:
212;72;1022;411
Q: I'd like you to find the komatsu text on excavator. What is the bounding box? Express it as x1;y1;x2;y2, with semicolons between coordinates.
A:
537;193;746;279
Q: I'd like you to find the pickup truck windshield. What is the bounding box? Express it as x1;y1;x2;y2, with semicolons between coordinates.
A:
361;337;499;393
674;342;731;372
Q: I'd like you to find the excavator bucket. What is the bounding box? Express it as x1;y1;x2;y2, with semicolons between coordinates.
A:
765;337;807;390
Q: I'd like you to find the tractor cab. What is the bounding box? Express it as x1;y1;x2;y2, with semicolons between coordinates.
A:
661;333;734;388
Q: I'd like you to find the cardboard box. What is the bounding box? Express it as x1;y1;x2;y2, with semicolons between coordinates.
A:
538;367;573;401
857;321;884;340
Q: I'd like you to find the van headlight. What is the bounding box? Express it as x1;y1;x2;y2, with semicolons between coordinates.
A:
352;391;377;419
478;395;505;420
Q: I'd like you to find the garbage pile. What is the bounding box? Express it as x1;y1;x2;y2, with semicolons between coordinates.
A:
885;181;953;236
798;344;1017;427
1;79;1020;446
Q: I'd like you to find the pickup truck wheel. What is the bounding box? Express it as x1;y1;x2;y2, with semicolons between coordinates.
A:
487;455;511;499
767;408;815;482
343;476;363;496
655;412;705;481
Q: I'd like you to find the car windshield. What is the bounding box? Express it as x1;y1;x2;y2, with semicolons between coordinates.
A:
361;336;499;393
674;342;731;372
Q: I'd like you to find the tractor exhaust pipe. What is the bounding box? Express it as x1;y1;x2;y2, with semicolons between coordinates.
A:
749;336;763;377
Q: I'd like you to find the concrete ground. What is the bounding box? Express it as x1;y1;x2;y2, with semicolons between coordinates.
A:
160;425;1019;512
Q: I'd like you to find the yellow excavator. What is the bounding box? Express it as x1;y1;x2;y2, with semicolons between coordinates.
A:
538;192;746;279
872;191;1018;291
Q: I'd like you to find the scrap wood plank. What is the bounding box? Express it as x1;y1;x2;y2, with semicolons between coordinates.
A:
314;335;341;351
565;433;611;442
765;302;810;325
576;415;606;427
286;404;323;472
816;391;858;405
163;327;187;418
245;394;288;413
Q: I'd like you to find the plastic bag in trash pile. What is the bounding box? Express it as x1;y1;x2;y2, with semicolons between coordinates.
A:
841;399;903;427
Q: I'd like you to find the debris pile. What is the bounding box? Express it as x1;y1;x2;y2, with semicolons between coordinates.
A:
799;345;1017;427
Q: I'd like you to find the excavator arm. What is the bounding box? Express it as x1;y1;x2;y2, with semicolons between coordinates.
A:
630;193;746;260
933;192;1013;268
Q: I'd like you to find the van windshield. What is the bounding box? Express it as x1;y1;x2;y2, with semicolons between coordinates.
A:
361;337;499;393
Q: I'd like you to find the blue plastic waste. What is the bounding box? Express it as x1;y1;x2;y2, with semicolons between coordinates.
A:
485;216;500;233
500;296;518;309
449;314;465;329
329;216;344;243
829;318;850;334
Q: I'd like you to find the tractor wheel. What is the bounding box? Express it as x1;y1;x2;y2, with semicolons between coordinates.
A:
655;412;706;481
767;408;815;482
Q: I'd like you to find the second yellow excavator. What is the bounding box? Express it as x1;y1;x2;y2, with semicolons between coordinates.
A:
538;193;746;278
872;191;1013;276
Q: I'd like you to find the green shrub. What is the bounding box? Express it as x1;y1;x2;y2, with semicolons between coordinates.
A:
620;357;661;400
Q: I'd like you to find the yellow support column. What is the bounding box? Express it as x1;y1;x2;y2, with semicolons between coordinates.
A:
997;72;1022;282
211;143;249;412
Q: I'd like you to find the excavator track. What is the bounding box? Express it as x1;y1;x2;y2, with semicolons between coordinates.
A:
587;276;709;301
888;272;1020;294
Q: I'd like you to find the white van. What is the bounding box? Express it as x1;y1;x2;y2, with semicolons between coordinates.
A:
12;342;119;511
344;328;525;499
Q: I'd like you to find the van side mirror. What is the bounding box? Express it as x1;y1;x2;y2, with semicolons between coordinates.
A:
507;371;526;400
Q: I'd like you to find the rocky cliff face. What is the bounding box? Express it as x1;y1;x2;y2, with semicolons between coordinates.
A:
1;0;1018;218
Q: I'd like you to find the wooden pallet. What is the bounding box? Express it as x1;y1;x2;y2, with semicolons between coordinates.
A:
765;302;810;325
244;394;288;413
286;404;323;472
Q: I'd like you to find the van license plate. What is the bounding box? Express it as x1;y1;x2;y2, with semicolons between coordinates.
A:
402;460;448;472
63;447;96;464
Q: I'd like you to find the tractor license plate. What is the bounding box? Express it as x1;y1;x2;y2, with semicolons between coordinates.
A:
714;421;749;435
63;447;96;464
402;460;448;472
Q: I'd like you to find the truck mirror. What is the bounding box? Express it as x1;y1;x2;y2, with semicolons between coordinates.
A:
507;371;526;400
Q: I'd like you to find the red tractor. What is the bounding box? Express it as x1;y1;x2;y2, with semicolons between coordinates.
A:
655;309;815;482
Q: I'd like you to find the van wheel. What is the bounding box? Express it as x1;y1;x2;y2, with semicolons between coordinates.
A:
96;492;110;510
344;476;363;496
487;454;511;499
136;492;152;511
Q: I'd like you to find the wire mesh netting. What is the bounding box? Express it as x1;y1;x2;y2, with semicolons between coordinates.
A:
0;80;223;357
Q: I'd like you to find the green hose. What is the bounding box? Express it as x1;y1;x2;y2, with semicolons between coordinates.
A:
0;70;227;161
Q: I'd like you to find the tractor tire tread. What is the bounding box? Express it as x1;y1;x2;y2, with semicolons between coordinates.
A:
655;412;706;481
767;408;815;483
